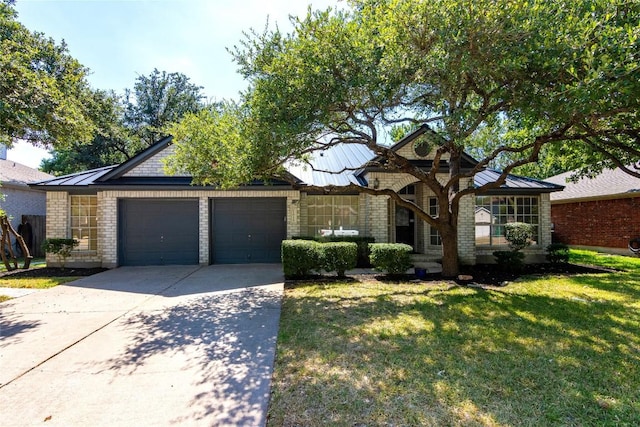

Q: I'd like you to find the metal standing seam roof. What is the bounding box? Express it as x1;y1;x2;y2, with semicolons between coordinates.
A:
32;165;115;187
31;138;561;193
546;167;640;202
474;169;564;192
286;143;375;187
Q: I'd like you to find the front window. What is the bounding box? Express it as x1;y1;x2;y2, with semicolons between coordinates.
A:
428;197;442;246
475;196;539;246
70;195;97;251
306;195;360;237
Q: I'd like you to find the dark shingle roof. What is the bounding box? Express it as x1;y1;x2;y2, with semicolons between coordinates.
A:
546;167;640;202
0;159;53;188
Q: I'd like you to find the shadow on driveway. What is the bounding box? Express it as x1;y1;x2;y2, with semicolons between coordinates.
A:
0;264;284;426
108;287;281;425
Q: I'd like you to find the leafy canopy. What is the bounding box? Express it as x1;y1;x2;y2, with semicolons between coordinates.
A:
42;69;206;175
171;0;640;184
0;1;95;147
169;0;640;276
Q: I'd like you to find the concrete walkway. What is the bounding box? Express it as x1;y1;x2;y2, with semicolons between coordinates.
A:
0;264;284;426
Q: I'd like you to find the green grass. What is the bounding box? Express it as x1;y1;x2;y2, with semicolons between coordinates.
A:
268;250;640;426
569;249;640;271
0;276;78;289
0;257;46;272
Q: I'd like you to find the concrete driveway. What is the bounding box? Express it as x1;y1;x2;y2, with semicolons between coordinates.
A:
0;264;284;426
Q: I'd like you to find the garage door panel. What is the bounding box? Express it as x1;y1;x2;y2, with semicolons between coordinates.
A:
212;198;286;264
119;199;199;266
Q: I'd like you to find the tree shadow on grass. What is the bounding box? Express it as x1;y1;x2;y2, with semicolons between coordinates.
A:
104;287;282;426
270;282;640;426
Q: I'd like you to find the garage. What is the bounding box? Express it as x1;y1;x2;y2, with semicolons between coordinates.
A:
211;198;286;264
118;199;199;266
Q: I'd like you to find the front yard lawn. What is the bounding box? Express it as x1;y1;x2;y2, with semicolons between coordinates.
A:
268;251;640;426
0;276;79;289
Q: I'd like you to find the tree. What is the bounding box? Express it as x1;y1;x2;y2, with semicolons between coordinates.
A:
124;68;206;146
169;0;640;276
43;70;206;175
0;1;95;147
41;90;133;174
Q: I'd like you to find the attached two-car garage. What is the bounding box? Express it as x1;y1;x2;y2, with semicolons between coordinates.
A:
118;198;286;266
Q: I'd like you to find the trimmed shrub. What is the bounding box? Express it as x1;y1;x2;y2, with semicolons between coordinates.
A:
42;238;78;268
493;250;526;272
369;243;413;275
494;222;534;272
281;240;322;279
504;222;534;251
546;243;570;263
292;235;375;267
322;242;358;277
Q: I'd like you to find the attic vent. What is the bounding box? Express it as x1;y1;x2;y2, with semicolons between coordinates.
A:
413;138;432;158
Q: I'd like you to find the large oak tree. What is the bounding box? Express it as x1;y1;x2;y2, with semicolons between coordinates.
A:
0;0;96;147
168;0;640;276
43;69;206;175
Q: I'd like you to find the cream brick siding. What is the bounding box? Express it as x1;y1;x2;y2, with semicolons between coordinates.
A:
44;189;300;268
457;179;476;265
123;145;190;177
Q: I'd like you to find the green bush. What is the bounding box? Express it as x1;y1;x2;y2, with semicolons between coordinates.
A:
504;222;534;251
281;240;322;279
322;242;358;277
546;243;570;263
369;243;412;275
42;238;78;268
292;235;374;267
493;250;526;272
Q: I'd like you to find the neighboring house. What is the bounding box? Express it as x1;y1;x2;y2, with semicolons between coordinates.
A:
31;126;562;268
546;167;640;255
0;145;53;256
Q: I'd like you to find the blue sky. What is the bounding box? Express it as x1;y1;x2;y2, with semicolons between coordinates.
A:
7;0;341;168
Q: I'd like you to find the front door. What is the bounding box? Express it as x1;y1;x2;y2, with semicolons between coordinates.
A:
395;205;415;249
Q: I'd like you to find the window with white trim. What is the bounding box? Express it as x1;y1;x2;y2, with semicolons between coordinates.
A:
70;195;97;251
475;196;539;246
306;195;360;237
428;197;442;246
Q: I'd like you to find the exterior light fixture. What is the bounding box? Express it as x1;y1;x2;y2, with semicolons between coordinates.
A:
373;178;380;189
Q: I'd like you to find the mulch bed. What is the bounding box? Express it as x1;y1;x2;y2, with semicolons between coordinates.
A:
0;267;108;279
454;262;612;287
2;263;612;288
287;263;613;288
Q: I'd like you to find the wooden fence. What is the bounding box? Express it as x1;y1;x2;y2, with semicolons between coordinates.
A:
20;215;46;258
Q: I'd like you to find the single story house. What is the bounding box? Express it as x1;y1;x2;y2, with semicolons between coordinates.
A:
546;167;640;255
32;126;562;268
1;145;53;256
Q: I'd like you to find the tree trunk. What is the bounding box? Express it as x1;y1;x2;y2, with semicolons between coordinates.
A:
440;225;460;277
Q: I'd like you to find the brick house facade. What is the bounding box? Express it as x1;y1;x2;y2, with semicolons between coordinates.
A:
32;127;561;268
547;168;640;255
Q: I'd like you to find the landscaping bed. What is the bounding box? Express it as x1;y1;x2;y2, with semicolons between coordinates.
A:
288;262;610;288
0;267;108;279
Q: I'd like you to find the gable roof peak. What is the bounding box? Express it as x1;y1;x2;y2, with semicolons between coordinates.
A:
96;135;173;182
